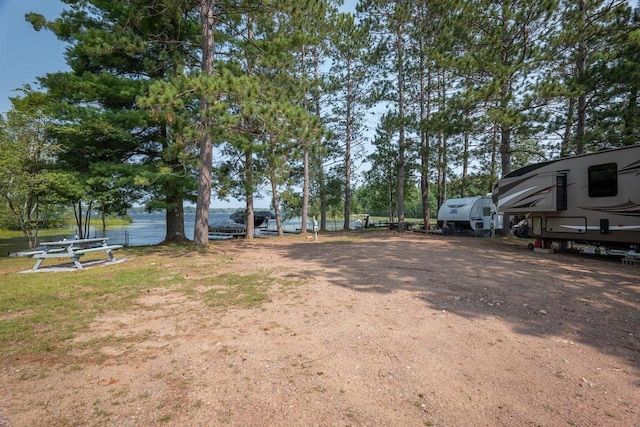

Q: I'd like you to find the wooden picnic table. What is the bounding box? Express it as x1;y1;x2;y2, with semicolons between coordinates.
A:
27;237;123;271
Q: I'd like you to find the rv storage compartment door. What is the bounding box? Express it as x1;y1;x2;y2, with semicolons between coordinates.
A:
532;216;543;236
545;217;587;234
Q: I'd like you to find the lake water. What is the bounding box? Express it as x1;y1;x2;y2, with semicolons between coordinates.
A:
1;212;323;257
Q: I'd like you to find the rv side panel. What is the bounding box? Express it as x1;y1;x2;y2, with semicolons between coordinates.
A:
494;171;559;213
493;144;640;248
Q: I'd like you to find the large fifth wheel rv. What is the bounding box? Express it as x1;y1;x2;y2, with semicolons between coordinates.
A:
492;144;640;249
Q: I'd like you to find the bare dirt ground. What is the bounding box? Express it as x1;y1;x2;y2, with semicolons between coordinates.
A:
1;232;639;426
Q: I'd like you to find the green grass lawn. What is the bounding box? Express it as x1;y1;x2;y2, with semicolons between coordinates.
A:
0;242;290;363
0;220;436;364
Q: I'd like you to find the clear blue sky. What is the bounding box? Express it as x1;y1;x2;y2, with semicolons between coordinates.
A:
0;0;68;114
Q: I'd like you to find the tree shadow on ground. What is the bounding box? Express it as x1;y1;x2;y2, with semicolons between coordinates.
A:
284;232;640;378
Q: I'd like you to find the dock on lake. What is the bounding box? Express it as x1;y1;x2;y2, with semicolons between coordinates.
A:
208;226;246;239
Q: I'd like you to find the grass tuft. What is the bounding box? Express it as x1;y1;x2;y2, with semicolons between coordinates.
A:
203;273;274;309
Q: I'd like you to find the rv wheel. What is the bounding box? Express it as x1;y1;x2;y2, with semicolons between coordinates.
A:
527;243;534;251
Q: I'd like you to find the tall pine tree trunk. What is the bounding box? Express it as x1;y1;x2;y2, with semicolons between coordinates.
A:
302;148;309;234
489;123;499;193
419;48;431;230
499;16;513;235
245;152;255;239
343;59;353;231
562;97;576;157
500;121;512;236
575;0;587;155
395;25;406;233
165;193;186;241
161;119;187;242
194;0;216;246
300;44;309;235
462;124;470;198
313;48;327;232
436;70;447;212
269;170;284;236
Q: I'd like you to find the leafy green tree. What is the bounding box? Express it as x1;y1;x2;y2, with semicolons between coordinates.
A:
0;92;59;248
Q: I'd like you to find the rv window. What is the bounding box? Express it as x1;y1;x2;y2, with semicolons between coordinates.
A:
588;163;617;197
556;174;567;210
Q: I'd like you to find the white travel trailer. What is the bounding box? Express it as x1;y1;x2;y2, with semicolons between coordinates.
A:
492;144;640;249
437;195;502;236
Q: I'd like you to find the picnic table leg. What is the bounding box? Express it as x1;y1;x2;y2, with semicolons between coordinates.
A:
32;246;52;270
72;256;84;269
32;258;44;271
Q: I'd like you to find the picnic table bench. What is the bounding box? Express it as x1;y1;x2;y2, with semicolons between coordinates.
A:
16;238;123;271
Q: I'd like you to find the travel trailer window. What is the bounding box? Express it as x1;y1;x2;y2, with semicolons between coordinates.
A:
588;163;617;197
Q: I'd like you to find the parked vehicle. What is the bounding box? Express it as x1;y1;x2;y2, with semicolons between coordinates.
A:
437;195;502;236
492;144;640;249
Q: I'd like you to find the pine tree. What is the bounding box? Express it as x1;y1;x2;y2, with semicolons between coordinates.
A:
194;0;217;245
594;3;640;147
208;0;321;238
27;0;201;241
357;0;414;232
549;0;630;154
327;12;371;230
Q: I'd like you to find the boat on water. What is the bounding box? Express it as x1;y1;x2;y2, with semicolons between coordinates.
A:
207;210;276;239
229;209;276;228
